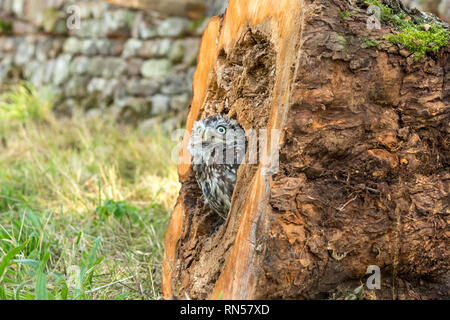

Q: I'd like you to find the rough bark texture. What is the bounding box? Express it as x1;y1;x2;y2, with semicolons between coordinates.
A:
163;0;450;300
106;0;206;18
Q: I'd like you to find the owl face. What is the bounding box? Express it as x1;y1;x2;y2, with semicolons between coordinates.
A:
188;115;246;166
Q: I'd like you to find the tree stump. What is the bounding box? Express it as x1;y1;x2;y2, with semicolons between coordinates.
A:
163;0;450;300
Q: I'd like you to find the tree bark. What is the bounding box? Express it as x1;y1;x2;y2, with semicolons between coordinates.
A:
163;0;450;300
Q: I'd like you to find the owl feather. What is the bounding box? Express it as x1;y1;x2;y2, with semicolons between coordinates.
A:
188;115;246;219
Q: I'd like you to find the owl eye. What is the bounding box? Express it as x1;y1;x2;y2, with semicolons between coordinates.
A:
216;126;227;135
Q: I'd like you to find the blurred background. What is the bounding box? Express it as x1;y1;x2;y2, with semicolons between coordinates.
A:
0;0;447;300
0;0;230;131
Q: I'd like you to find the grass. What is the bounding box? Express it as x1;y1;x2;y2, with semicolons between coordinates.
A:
0;84;180;300
0;84;54;121
365;0;450;59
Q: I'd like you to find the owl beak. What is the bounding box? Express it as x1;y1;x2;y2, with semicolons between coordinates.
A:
202;128;215;142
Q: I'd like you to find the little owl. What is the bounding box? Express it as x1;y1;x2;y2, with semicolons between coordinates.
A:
188;115;246;219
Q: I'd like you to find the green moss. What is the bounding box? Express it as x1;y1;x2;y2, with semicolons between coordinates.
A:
340;10;352;20
0;19;12;34
365;0;449;59
362;37;380;47
336;33;353;47
345;35;355;41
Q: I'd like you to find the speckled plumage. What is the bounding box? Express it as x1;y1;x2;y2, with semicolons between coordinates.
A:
188;115;246;219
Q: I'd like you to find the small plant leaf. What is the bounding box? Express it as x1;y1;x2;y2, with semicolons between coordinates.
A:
35;251;50;300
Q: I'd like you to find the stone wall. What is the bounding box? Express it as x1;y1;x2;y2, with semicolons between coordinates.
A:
0;0;212;130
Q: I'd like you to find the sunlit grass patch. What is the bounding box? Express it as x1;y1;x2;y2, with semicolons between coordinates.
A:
0;83;54;122
0;84;181;299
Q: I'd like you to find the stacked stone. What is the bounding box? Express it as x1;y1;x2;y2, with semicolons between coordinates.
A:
0;0;206;129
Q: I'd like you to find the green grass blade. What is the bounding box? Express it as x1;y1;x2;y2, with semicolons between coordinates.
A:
14;281;29;300
35;251;50;300
0;242;28;282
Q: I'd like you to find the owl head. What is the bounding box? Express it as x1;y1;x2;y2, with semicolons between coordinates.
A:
188;115;246;166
